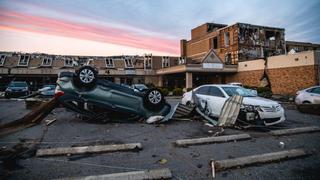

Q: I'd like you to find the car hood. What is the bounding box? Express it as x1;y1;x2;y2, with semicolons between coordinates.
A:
243;96;279;106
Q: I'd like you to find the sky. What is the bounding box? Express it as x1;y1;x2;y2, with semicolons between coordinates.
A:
0;0;319;56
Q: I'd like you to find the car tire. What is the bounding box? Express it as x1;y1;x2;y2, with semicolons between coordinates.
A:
144;88;165;111
302;101;311;104
74;66;98;89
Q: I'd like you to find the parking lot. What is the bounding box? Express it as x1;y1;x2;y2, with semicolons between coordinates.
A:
0;98;320;180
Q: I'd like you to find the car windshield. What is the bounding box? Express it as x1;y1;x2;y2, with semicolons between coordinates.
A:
222;86;257;97
134;84;148;90
10;82;27;87
43;85;55;90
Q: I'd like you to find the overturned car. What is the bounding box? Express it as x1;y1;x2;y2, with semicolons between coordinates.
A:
55;66;171;122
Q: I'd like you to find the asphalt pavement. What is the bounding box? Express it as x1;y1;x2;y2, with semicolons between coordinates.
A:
0;98;320;180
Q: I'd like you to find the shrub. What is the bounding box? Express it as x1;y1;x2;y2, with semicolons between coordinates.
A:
186;87;193;92
145;83;155;88
256;86;271;94
257;86;272;98
159;88;169;96
172;88;183;96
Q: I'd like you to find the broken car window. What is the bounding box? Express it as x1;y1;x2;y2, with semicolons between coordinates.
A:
222;87;257;97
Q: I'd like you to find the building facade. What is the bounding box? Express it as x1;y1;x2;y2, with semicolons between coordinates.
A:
0;22;319;95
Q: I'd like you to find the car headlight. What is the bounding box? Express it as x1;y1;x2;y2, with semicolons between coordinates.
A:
6;88;12;92
242;104;263;112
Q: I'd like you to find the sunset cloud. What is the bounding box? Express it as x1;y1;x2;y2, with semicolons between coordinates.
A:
0;8;179;55
0;0;319;56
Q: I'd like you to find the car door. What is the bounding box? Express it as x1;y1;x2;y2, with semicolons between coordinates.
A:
309;87;320;104
194;86;211;109
194;86;210;101
205;86;227;117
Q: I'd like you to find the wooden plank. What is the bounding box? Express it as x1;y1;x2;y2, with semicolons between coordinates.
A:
270;126;320;136
36;143;142;157
56;168;172;180
218;95;243;126
213;149;308;171
175;134;251;146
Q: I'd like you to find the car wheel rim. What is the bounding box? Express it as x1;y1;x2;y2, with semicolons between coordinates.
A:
79;69;94;83
148;90;161;104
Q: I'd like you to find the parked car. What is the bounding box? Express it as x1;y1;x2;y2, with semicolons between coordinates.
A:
182;84;285;126
39;84;56;97
295;86;320;105
55;66;171;122
5;81;29;98
132;84;149;93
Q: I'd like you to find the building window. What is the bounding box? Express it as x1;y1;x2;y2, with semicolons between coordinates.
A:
18;55;30;66
225;53;232;64
64;59;73;67
212;37;218;49
224;32;230;46
105;58;114;68
144;55;152;69
0;55;6;66
178;57;186;65
124;58;134;68
162;56;170;68
42;57;52;67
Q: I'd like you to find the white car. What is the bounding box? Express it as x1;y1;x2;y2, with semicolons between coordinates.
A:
182;84;285;126
295;86;320;105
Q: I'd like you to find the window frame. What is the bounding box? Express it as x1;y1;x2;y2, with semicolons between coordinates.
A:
178;57;186;65
224;32;230;47
0;54;6;66
105;58;114;68
64;59;73;67
41;57;53;67
162;56;170;68
18;55;30;67
124;58;134;68
144;56;152;69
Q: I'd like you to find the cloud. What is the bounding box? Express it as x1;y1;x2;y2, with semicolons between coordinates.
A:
0;8;180;55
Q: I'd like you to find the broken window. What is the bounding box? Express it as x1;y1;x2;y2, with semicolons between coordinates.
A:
265;31;276;47
42;57;52;66
0;54;6;66
224;32;230;46
178;57;186;65
64;59;73;67
105;58;114;68
212;37;218;49
162;56;170;68
225;53;232;65
144;55;152;69
18;55;30;66
124;58;134;68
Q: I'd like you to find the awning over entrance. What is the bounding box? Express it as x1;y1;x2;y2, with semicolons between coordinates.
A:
156;49;238;75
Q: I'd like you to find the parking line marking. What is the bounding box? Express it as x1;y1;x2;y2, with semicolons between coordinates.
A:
55;168;172;180
36;143;142;157
175;133;251;146
269;126;320;136
212;149;309;171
